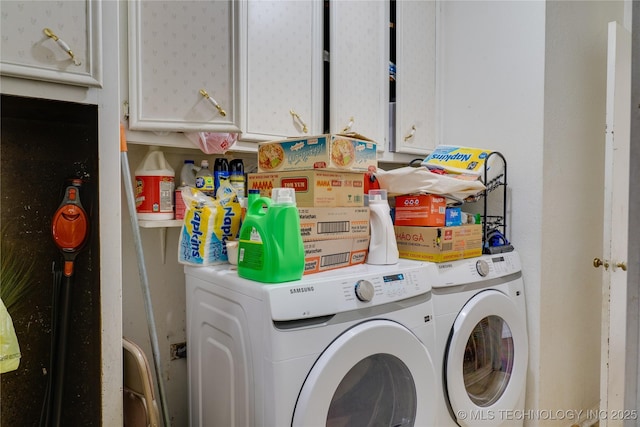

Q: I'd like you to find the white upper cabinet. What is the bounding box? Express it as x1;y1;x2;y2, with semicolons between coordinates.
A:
127;0;240;133
238;0;323;141
0;0;102;87
329;0;389;150
393;0;438;155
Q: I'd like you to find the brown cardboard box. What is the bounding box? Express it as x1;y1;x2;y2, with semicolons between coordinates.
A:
257;133;377;172
298;207;370;241
247;170;365;207
394;224;483;262
304;237;370;274
394;194;446;226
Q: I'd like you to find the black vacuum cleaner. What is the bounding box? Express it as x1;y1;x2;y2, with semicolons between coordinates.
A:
40;178;89;427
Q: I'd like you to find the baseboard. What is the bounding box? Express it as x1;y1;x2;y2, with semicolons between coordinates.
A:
568;404;600;427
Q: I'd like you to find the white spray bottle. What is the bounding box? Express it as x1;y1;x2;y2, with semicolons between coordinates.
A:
366;189;399;265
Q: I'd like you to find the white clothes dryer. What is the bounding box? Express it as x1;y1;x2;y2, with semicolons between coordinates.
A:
185;259;440;427
431;251;528;427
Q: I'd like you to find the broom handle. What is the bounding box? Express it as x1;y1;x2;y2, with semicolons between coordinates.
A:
120;124;171;427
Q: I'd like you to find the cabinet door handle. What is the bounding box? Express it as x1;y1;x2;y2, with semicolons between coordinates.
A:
342;117;354;133
199;89;227;117
404;125;416;141
289;109;308;133
43;28;81;66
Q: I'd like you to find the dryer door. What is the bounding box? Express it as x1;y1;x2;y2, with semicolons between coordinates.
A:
445;289;528;426
292;319;437;427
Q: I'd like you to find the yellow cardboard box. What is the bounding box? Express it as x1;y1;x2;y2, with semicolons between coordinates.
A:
247;170;365;207
394;224;483;262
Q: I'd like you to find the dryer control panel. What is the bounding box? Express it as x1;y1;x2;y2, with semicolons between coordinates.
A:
431;251;522;289
266;260;437;321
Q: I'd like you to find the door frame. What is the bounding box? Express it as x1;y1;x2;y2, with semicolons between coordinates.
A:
626;4;640;416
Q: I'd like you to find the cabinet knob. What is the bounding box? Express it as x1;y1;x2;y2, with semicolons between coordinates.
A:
199;89;227;117
593;257;609;270
289;109;308;133
613;261;627;272
342;116;354;133
404;125;416;142
43;28;81;66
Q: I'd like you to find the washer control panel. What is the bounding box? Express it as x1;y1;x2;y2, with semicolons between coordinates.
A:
266;260;436;321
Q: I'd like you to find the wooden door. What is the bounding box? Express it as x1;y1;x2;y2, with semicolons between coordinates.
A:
598;21;631;426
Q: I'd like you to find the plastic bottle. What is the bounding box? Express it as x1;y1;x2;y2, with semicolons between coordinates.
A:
195;159;215;197
237;188;305;283
247;189;260;208
213;158;230;197
242;188;261;222
366;189;399;265
135;146;175;220
229;159;245;198
179;160;198;187
175;160;199;220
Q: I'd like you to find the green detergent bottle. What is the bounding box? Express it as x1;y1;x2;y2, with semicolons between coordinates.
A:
237;188;305;283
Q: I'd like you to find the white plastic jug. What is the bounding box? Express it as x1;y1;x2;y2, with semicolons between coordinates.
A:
135;147;175;220
367;189;399;265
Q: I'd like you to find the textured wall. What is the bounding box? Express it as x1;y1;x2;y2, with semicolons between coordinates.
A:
1;95;101;427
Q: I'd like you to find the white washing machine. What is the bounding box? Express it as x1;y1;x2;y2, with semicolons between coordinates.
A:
184;259;441;427
431;251;528;427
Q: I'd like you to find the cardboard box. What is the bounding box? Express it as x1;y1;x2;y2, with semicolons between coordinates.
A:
394;194;446;227
394;224;483;262
247;170;365;207
298;207;370;241
257;133;377;172
421;145;492;177
304;237;370;274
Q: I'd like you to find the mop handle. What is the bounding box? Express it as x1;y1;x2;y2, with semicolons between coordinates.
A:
120;124;171;427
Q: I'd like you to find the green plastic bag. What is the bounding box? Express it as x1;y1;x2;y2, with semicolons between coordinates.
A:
0;297;20;373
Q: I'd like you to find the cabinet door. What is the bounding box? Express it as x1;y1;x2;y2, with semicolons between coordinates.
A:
394;0;438;155
329;0;389;150
128;0;240;133
239;0;323;141
0;0;102;87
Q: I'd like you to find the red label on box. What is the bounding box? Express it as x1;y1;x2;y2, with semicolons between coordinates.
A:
281;177;309;191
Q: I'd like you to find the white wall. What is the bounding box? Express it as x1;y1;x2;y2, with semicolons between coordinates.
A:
439;0;546;419
540;1;623;421
440;1;624;425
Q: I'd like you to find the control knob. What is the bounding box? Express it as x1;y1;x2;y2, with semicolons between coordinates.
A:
476;259;490;277
355;280;375;302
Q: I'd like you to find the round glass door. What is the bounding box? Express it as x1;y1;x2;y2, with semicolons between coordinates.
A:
292;320;437;427
463;315;514;406
445;290;527;425
327;354;416;427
